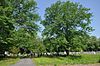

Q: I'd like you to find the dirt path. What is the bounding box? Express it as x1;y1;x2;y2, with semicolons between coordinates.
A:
11;58;35;66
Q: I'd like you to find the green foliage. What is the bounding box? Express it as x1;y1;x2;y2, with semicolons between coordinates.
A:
9;46;19;54
0;0;100;57
97;38;100;51
31;37;46;54
84;36;100;51
0;0;40;54
10;0;40;52
41;1;93;54
11;28;37;52
11;0;39;33
0;0;14;53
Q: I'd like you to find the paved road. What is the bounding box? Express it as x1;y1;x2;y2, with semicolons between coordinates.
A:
11;58;35;66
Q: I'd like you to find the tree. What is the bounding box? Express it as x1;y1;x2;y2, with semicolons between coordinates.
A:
11;0;39;36
0;0;39;56
85;36;100;51
10;0;40;54
0;0;14;56
10;28;37;54
42;1;93;55
97;38;100;51
34;38;46;57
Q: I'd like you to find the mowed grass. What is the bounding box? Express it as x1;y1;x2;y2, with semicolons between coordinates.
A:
0;58;19;66
33;53;100;66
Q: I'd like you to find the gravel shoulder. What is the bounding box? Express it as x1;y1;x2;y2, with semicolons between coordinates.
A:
11;58;35;66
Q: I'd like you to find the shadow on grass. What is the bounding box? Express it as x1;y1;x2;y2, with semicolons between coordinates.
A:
0;58;5;60
0;56;19;61
55;55;82;61
67;55;82;60
34;55;82;60
98;59;100;63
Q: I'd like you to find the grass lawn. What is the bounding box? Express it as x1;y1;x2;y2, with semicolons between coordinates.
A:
0;58;19;66
33;53;100;66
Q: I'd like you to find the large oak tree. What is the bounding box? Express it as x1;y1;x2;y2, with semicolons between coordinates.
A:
42;1;93;55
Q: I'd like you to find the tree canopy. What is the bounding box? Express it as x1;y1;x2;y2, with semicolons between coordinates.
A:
0;0;100;57
41;1;94;55
0;0;39;55
0;0;14;54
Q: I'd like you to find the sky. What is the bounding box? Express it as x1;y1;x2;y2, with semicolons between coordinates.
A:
35;0;100;38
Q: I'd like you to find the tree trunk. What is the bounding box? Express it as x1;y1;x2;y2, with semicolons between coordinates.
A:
57;52;59;56
46;53;48;56
66;50;69;56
